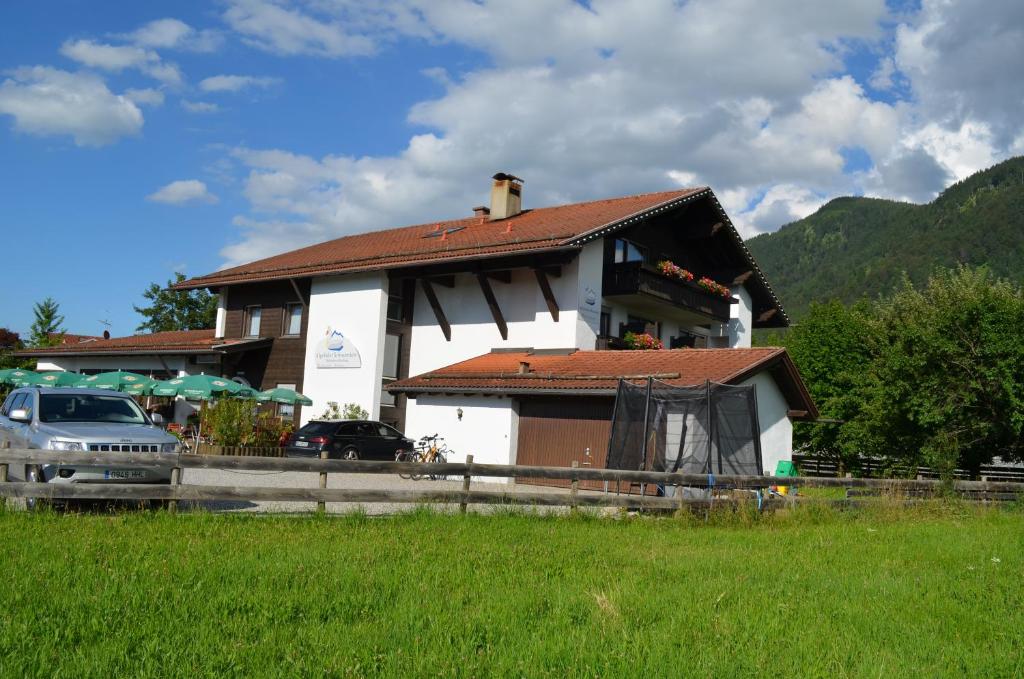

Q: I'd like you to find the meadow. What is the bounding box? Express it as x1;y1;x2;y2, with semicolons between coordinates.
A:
1;502;1022;677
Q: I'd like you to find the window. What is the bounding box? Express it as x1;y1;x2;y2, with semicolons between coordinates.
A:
613;238;645;264
6;392;26;415
600;306;612;337
283;303;303;336
387;288;404;322
244;306;262;337
381;333;401;407
1;392;17;415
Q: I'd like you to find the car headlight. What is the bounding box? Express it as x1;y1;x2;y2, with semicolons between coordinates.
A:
48;440;84;451
161;442;182;453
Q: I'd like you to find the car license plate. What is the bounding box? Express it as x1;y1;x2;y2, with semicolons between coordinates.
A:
105;470;146;480
295;441;309;447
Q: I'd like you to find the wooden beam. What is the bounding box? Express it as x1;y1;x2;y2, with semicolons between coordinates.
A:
539;265;561;278
287;277;309;308
533;269;559;322
426;275;455;288
476;274;508;340
731;270;754;286
420;279;451;341
710;221;724;236
485;270;512;284
757;308;778;323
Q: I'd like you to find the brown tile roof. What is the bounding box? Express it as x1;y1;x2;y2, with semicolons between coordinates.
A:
389;348;817;419
15;329;267;357
178;188;708;289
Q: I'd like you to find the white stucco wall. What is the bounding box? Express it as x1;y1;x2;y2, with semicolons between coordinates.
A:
215;290;227;339
301;272;389;424
33;356;190;375
407;250;594;377
729;284;753;348
403;394;518;482
738;371;793;475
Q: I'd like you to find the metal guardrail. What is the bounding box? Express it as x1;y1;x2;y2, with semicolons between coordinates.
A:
1;449;1021;511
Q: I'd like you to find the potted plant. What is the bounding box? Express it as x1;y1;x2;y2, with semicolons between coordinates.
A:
623;331;664;350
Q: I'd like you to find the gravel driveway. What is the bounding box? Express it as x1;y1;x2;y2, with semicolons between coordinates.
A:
180;467;582;515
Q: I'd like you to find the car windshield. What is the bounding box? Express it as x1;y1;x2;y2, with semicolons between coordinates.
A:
297;421;339;436
39;393;149;424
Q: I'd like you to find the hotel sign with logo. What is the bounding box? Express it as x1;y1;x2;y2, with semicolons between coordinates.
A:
315;327;361;368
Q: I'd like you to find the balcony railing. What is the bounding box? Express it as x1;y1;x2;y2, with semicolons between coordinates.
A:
602;261;732;322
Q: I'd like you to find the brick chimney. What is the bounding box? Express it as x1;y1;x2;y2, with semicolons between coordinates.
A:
489;172;523;220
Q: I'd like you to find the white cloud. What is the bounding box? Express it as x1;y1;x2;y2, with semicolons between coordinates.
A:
60;39;155;71
125;18;223;52
199;74;280;92
124;88;165;107
181;100;220;114
59;38;182;85
223;0;378;56
215;0;1023;262
0;66;143;146
147;180;218;205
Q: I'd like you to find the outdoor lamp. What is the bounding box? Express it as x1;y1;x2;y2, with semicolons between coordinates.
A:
457;407;464;421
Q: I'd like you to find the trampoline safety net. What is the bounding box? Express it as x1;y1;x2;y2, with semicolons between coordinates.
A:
606;379;763;476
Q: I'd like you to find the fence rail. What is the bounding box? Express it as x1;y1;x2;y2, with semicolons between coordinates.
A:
792;454;1024;482
1;449;1022;511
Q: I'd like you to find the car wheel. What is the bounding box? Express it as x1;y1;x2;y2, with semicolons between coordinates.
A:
24;465;49;512
340;446;360;461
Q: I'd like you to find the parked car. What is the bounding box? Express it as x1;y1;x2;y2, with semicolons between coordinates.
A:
285;419;415;460
0;387;181;507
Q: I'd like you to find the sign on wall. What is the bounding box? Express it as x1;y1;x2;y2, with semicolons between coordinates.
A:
314;326;362;368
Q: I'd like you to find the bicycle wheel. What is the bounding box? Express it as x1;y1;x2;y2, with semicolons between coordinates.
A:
429;452;448;481
396;450;414;479
408;450;425;481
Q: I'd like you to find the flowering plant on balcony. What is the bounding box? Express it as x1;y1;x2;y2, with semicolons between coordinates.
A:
697;276;731;297
623;331;664;350
656;260;694;282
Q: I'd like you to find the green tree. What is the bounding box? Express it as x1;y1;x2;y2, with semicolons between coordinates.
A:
134;273;217;333
776;300;874;470
0;328;29;370
851;267;1024;476
28;297;65;347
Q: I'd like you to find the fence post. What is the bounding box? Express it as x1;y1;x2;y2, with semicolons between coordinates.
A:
570;461;579;512
460;454;474;514
0;441;8;509
169;466;181;513
318;449;328;513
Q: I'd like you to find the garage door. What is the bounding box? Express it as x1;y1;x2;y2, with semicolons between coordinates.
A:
515;397;614;489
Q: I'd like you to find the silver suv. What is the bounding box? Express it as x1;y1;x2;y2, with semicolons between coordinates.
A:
0;387;180;496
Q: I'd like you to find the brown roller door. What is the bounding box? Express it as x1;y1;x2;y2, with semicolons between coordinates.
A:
515;396;614;489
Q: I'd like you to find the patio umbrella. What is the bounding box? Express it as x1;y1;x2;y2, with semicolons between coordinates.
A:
254;387;313;406
147;374;251;448
76;370;156;392
0;369;35;386
150;374;247;400
17;371;84;387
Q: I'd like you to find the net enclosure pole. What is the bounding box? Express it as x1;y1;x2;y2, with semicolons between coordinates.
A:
705;380;713;475
639;376;653;496
607;379;624;496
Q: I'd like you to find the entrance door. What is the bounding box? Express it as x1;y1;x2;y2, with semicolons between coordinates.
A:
515;397;614;489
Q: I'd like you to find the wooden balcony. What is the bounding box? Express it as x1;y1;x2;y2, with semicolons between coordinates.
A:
602;261;733;323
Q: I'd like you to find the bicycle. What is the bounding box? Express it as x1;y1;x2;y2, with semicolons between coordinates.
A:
409;433;452;481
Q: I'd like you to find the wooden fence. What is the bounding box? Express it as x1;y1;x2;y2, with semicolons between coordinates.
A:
1;449;1022;513
792;454;1024;483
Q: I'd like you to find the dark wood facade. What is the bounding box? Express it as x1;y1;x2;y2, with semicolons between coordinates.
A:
221;279;311;424
515;397;614;490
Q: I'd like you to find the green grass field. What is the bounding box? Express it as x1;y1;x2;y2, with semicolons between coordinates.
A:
1;502;1022;678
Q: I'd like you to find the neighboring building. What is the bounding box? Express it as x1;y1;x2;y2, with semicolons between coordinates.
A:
16;329;272;423
387;347;817;481
175;174;789;436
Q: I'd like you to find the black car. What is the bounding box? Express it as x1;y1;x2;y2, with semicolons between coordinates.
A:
285;420;415;460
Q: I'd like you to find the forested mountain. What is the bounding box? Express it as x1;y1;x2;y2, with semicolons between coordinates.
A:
745;156;1024;319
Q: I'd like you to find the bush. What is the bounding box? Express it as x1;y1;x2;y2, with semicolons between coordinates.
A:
204;399;255;447
320;401;369;420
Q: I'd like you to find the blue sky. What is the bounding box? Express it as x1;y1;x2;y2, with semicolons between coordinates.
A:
0;0;1021;338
